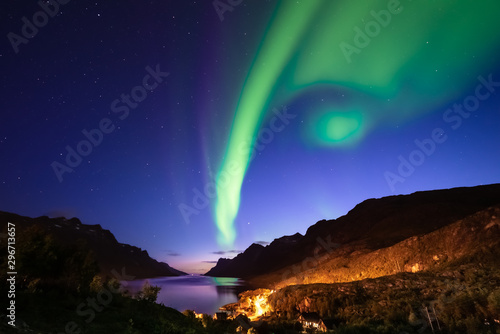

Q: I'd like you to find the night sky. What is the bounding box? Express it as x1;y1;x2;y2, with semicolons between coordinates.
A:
1;0;500;273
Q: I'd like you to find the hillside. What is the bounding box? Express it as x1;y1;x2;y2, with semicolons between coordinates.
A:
205;232;303;277
220;202;500;332
262;203;500;288
206;184;500;287
0;211;185;278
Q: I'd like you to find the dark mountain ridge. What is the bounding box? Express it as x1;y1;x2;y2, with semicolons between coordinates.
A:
205;184;500;284
0;211;186;278
205;232;303;277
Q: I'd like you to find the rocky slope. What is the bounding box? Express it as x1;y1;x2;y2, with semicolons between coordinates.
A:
0;211;186;278
266;203;500;288
222;203;500;332
206;184;500;287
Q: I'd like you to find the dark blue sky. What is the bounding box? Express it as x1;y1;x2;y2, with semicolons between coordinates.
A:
1;0;500;273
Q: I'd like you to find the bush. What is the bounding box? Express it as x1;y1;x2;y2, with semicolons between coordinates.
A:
90;275;104;293
487;288;500;315
16;225;99;293
136;281;161;303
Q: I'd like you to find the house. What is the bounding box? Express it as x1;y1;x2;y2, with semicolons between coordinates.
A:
214;312;228;320
298;312;328;332
234;314;252;333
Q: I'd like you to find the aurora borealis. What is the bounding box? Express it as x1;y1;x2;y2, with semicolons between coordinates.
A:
213;0;500;247
1;0;500;273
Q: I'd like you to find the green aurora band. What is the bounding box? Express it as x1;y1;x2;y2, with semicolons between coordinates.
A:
214;0;500;246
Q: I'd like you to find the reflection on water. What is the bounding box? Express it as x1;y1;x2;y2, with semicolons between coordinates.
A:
125;275;248;314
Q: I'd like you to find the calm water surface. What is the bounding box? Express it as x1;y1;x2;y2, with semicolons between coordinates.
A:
126;275;248;314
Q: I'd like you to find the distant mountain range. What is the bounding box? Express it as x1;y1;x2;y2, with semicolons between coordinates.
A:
205;184;500;287
0;211;186;278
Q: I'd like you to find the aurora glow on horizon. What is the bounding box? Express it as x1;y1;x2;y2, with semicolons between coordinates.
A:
213;0;500;246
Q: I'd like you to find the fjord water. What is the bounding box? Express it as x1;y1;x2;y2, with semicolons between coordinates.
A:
125;275;247;314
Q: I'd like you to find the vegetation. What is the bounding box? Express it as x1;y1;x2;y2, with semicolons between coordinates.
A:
266;264;500;333
0;226;207;334
13;225;100;294
135;281;162;303
2;204;499;333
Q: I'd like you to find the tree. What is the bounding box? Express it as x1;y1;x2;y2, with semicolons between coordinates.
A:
137;281;161;303
16;225;99;293
16;225;62;283
90;275;104;293
183;310;197;320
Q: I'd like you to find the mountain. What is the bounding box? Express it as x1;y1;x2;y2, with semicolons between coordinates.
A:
205;184;500;286
270;202;500;287
223;203;500;332
0;211;186;278
206;233;303;277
